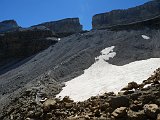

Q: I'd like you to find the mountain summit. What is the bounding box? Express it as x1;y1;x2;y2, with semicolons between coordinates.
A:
0;20;19;33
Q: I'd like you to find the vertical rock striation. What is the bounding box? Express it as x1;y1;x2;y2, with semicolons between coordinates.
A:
34;18;83;37
0;29;57;67
0;20;19;33
92;1;160;29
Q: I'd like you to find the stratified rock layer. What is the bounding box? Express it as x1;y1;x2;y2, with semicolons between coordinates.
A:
92;1;160;29
34;18;83;37
0;20;19;33
0;29;57;67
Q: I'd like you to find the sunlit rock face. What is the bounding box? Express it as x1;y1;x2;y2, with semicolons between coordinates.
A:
92;1;160;29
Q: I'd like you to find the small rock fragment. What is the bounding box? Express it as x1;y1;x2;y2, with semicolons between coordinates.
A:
112;107;127;118
109;96;129;109
143;104;159;118
43;99;56;112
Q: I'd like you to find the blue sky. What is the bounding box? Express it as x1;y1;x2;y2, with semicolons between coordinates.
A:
0;0;149;30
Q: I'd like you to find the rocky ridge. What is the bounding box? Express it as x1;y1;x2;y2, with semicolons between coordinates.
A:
92;0;160;29
0;17;83;68
34;18;83;37
106;15;160;31
0;28;57;69
0;20;19;33
1;68;160;120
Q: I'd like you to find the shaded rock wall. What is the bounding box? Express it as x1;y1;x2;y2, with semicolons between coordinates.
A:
0;29;57;66
0;20;19;33
34;18;83;37
92;1;160;29
107;15;160;31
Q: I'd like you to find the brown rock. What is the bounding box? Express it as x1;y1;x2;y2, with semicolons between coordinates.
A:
100;103;109;111
27;111;35;117
25;118;32;120
112;107;127;118
25;89;32;95
99;116;108;120
63;96;74;103
157;114;160;120
118;91;134;95
127;110;146;120
43;99;56;112
109;96;129;109
130;103;143;112
46;113;52;118
121;81;139;91
65;103;73;109
143;104;159;118
94;109;101;117
67;116;86;120
55;111;67;116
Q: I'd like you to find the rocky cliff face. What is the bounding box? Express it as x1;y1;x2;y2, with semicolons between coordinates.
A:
0;20;19;33
34;18;83;37
107;15;160;31
0;29;57;67
0;17;83;71
92;1;160;29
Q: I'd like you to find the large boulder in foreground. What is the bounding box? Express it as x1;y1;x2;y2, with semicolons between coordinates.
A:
92;0;160;29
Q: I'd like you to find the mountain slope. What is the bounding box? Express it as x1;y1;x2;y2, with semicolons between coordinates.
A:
1;1;160;119
1;28;160;113
57;46;160;101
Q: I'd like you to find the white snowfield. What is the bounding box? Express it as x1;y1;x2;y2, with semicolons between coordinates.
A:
57;46;160;102
142;35;150;39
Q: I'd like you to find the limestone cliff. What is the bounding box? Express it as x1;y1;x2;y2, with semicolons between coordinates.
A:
92;1;160;29
34;18;83;37
0;29;57;66
0;20;19;33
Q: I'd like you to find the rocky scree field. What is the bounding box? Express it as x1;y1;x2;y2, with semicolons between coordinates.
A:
0;1;160;120
1;67;160;120
0;27;160;120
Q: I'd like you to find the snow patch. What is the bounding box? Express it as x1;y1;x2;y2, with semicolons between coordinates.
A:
56;46;160;102
143;84;152;88
95;46;116;61
142;35;150;40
